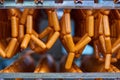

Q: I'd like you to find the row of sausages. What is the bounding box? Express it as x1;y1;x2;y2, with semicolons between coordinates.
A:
0;9;120;71
72;9;120;71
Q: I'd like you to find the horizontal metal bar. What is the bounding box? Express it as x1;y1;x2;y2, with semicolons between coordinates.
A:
0;73;120;78
0;0;120;9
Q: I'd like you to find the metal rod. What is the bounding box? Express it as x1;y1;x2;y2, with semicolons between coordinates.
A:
0;0;119;9
0;73;120;78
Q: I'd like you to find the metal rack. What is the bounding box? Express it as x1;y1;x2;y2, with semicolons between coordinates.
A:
0;73;120;78
0;0;120;79
0;0;119;9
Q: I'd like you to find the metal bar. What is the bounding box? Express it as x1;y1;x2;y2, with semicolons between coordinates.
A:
0;73;120;78
0;0;119;9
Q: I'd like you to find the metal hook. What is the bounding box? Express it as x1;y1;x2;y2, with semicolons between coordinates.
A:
114;0;120;4
74;0;82;4
34;0;43;4
0;0;4;4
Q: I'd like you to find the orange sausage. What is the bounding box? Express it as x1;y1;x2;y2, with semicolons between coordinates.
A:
75;35;91;51
99;35;106;53
39;27;53;39
86;16;94;37
6;38;17;58
63;34;75;52
105;37;112;54
65;52;75;69
100;10;110;15
112;42;120;53
112;38;120;53
47;29;54;41
93;41;100;59
21;34;31;49
47;10;53;27
12;42;19;56
26;15;33;34
46;32;60;49
116;50;120;59
60;15;67;35
34;67;40;73
75;46;85;58
28;9;35;15
103;15;110;37
51;11;60;31
20;8;29;25
11;16;18;38
98;14;104;35
8;9;21;18
32;30;38;38
64;9;71;13
0;40;6;50
33;46;46;53
31;34;46;49
18;25;24;42
111;58;117;63
111;65;120;72
76;33;88;44
73;63;82;72
86;10;93;16
105;54;111;70
113;38;120;48
0;48;5;58
64;12;71;34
